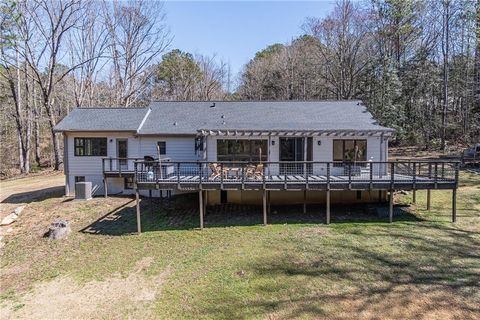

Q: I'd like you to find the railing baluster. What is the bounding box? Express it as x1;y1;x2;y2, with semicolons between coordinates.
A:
390;162;395;190
305;161;309;189
369;161;373;190
434;163;438;188
241;163;245;190
134;162;138;188
177;163;181;189
326;162;330;191
348;163;352;190
220;163;224;189
199;163;202;189
109;157;113;172
412;162;416;190
262;164;266;189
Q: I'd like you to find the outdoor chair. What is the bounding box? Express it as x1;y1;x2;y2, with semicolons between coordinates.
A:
253;163;264;179
244;164;256;178
209;163;223;179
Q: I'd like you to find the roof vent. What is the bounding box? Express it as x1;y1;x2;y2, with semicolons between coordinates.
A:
222;121;226;125
221;114;225;119
210;103;216;108
173;122;178;126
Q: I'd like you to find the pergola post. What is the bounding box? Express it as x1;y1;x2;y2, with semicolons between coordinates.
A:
412;189;416;204
427;189;431;210
389;190;394;223
199;190;204;230
452;188;456;223
326;190;330;224
263;189;267;226
135;189;141;234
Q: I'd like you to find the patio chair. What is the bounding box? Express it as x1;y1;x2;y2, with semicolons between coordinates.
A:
253;163;264;179
244;164;256;178
209;163;222;179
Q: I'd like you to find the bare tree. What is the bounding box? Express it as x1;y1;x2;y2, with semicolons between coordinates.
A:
304;0;370;99
103;0;171;107
196;54;227;100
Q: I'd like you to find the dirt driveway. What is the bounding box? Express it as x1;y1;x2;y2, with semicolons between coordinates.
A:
0;171;64;216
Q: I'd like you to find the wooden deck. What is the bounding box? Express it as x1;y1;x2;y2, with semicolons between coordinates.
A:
101;159;460;231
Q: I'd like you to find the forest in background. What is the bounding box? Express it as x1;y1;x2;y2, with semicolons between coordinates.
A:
1;0;479;177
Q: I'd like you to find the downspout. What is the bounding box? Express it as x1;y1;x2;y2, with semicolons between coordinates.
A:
63;132;69;196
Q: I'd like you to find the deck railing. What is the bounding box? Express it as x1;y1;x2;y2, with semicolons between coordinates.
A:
131;160;459;190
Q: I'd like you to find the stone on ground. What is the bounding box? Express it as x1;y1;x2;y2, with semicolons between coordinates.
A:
1;213;18;226
46;219;71;240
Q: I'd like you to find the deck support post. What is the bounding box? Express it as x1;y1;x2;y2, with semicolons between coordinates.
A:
267;191;271;214
203;191;208;218
452;188;456;223
104;176;108;198
263;189;267;226
199;190;204;230
389;190;394;223
303;190;307;214
427;189;431;210
412;189;416;204
135;189;141;234
149;190;152;212
326;190;330;224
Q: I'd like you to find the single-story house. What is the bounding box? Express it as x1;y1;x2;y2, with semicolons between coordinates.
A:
54;100;458;229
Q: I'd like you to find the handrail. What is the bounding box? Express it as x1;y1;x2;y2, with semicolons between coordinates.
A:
129;160;458;187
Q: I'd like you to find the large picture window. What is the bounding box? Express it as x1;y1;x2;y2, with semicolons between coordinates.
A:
333;140;367;162
74;138;107;156
217;139;268;162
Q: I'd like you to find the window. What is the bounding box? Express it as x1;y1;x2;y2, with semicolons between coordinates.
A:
195;137;204;152
124;177;134;189
157;141;166;155
333;140;367;162
74;138;107;156
217;139;268;162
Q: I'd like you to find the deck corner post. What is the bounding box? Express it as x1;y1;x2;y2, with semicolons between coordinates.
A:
135;189;141;234
199;190;204;230
427;189;431;211
412;189;416;204
326;190;331;224
389;190;394;223
263;189;267;226
452;188;457;223
103;176;108;198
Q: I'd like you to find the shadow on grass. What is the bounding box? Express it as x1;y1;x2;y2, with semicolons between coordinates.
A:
201;219;480;319
81;194;422;236
1;186;64;204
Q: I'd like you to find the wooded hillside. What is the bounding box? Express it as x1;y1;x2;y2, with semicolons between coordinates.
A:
1;0;479;177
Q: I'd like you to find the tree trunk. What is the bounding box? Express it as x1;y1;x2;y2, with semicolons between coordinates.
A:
33;81;41;166
441;0;450;152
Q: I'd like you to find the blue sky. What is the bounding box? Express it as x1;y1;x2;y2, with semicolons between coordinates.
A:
163;1;335;78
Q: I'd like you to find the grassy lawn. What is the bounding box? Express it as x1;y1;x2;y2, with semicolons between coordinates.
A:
0;172;479;319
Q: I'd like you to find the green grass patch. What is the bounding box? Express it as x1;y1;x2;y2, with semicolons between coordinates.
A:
1;172;479;319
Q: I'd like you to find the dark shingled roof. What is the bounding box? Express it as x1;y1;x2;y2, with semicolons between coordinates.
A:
139;100;393;134
54;107;149;132
54;101;394;134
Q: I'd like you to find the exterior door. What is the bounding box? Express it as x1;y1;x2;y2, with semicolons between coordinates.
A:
279;137;313;174
117;139;128;170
